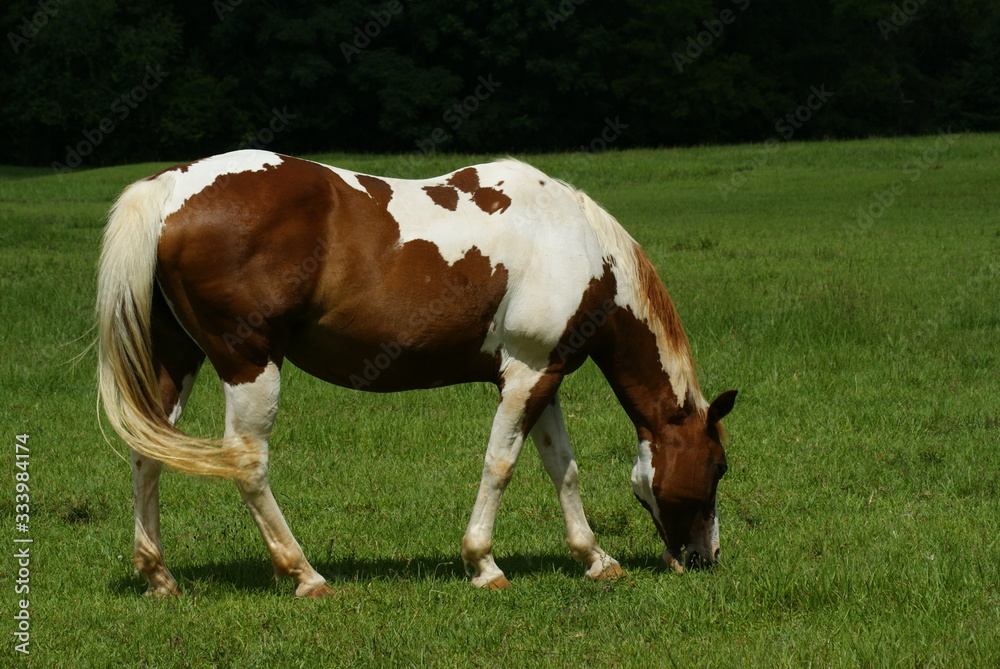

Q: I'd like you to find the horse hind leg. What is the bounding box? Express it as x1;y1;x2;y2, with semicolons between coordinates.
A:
529;396;624;581
133;297;205;596
222;360;333;597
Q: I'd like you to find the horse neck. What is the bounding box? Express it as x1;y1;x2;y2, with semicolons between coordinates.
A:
595;251;706;443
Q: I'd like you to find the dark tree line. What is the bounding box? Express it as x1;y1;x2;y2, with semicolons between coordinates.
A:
2;0;998;168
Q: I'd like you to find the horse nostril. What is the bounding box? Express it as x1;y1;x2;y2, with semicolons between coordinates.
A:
713;548;720;562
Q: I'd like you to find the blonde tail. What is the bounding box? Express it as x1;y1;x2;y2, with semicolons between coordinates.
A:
96;175;255;480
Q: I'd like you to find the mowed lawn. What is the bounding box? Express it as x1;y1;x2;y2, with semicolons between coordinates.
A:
1;135;998;667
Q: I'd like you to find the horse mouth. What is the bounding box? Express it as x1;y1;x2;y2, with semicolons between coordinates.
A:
663;548;719;574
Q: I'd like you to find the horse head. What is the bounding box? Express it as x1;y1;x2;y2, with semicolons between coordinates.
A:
631;389;736;573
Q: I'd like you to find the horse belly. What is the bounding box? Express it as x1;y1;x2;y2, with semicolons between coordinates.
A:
285;318;501;391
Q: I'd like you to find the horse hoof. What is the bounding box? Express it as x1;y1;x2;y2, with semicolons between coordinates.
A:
297;582;336;598
592;563;626;581
483;576;511;590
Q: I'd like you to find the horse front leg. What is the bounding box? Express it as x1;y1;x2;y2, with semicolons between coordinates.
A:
461;361;559;589
529;396;624;581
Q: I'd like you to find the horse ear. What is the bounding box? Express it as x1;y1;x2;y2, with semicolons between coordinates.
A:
707;390;738;425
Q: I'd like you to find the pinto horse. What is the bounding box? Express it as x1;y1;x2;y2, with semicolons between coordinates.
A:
97;150;736;597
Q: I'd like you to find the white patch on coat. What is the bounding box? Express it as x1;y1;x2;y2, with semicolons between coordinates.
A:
709;511;720;554
222;361;281;472
161;150;284;222
630;440;662;527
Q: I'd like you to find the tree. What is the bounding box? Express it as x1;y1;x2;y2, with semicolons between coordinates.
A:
2;0;1000;167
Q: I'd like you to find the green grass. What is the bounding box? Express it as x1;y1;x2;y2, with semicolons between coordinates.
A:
2;135;999;667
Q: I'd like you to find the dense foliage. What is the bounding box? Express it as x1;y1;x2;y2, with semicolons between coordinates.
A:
3;0;999;167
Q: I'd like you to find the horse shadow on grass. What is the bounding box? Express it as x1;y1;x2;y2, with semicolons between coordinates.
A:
109;552;665;596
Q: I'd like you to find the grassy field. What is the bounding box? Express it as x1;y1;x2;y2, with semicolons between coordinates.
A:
2;135;999;667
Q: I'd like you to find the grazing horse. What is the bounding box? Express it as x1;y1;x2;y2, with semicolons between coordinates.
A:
97;150;736;597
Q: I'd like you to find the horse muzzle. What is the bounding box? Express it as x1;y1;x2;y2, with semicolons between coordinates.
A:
663;546;720;574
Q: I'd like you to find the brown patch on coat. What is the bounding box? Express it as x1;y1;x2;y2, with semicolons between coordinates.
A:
290;239;509;391
592;306;680;443
472;187;512;215
156;157;347;385
144;159;195;180
582;245;703;442
432;166;511;215
423;185;459;211
356;174;393;207
447;167;480;193
518;372;564;437
586;244;702;441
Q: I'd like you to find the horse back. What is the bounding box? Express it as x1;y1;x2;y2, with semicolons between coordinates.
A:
153;151;612;390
